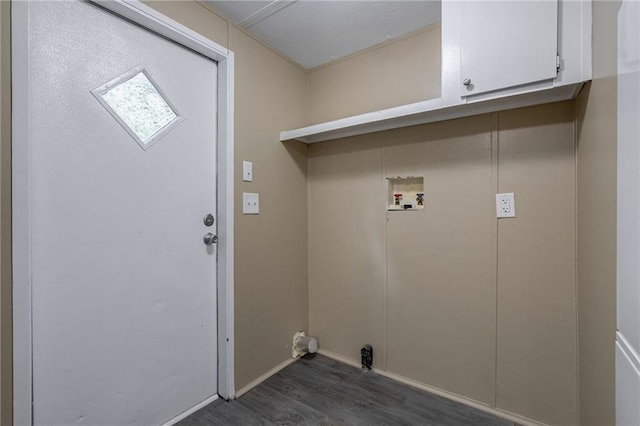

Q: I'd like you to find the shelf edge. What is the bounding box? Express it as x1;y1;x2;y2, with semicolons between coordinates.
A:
281;82;585;144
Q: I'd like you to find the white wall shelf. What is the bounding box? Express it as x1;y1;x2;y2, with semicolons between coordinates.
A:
281;83;583;144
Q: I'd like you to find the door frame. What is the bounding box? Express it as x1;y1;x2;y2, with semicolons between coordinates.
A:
616;0;640;423
11;1;235;424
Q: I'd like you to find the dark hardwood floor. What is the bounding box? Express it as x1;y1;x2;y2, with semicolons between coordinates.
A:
178;354;515;425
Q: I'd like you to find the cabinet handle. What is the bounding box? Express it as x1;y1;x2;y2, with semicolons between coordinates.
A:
463;78;471;86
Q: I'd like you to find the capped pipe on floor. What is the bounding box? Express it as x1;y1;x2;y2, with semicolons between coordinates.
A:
292;331;318;358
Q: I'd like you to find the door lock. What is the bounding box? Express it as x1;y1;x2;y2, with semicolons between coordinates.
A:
203;214;214;227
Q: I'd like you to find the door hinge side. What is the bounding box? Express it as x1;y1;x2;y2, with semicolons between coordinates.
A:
556;54;561;73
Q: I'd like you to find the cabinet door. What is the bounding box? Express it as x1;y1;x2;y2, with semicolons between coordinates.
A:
460;0;558;97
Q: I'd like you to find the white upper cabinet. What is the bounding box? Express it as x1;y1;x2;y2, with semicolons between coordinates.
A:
281;0;591;144
459;1;559;97
442;0;590;106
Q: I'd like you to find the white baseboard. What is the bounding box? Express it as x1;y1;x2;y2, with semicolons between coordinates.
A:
235;357;298;398
317;349;362;368
317;349;546;426
162;394;219;426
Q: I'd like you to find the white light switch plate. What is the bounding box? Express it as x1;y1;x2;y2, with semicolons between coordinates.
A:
243;192;259;214
243;161;253;182
496;193;516;218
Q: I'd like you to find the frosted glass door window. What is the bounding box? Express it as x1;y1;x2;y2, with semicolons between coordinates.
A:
93;67;183;150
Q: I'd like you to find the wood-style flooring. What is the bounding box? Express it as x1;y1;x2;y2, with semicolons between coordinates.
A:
178;354;516;426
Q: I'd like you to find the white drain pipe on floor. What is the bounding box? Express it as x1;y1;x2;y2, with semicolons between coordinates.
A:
292;331;318;358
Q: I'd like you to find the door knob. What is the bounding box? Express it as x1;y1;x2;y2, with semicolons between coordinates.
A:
203;233;218;245
463;78;471;86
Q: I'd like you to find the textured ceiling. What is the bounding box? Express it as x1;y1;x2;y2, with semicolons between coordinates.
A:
205;0;441;69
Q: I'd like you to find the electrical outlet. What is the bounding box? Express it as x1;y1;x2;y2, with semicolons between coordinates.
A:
496;193;516;218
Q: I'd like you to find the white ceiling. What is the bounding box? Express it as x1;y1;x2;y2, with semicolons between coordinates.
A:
204;0;441;69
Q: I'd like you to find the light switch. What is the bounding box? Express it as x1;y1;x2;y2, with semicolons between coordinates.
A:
243;161;253;182
243;192;259;214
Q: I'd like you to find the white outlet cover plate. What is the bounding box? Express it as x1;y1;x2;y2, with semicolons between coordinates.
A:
496;193;516;218
243;161;253;182
243;192;259;214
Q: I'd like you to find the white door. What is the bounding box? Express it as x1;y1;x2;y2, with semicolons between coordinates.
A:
27;1;218;424
617;0;640;425
459;0;558;97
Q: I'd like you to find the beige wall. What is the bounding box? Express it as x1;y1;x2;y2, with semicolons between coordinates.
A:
309;102;578;425
308;26;441;124
0;2;11;425
385;115;496;405
143;1;310;391
307;134;386;368
230;26;309;390
575;1;620;424
496;104;577;425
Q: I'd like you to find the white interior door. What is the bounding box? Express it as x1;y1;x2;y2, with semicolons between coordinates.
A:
617;0;640;424
27;1;218;424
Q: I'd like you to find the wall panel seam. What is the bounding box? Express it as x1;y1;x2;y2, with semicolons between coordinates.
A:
0;2;10;424
491;113;499;408
572;102;580;424
307;146;312;334
382;131;389;371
